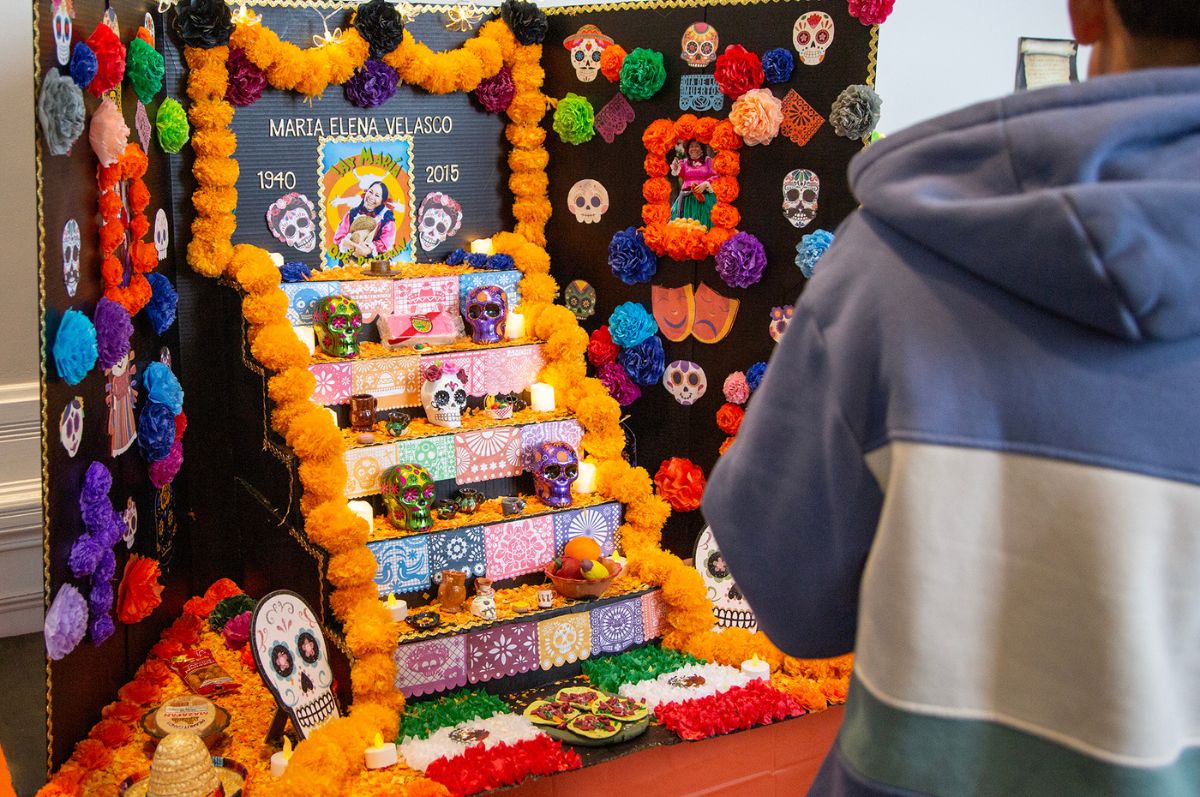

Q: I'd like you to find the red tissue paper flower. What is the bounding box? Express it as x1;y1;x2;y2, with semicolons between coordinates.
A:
587;325;620;366
716;403;745;436
848;0;895;26
85;24;126;97
713;44;764;100
654;457;706;512
116;554;163;624
655;678;805;741
424;735;582;797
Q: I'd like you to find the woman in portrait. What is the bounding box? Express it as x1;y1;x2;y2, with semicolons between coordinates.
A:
333;181;397;259
670;139;717;226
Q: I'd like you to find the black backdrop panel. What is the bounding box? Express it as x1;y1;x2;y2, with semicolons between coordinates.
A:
543;1;873;555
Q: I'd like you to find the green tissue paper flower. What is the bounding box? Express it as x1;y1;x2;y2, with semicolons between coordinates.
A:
156;98;191;154
552;93;595;145
619;48;667;102
398;689;511;741
126;37;165;105
208;594;256;632
582;644;703;693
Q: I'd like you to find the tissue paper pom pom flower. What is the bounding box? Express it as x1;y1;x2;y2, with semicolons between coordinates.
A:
89;98;129;168
620;48;667;101
93;297;133;371
608;301;658;348
221;610;252;649
761;48;794;84
37;71;85;157
588;326;620;366
280;261;311;282
45;584;88;661
722;372;750;405
714;44;764;99
209;594;256;631
173;0;235;49
598;362;642;406
618;336;666;386
796;229;835;277
746;361;768;391
345;59;398;109
600;44;627;82
831;84;883;140
84;23;125;97
69;42;98;89
553;93;595;145
654;457;706;512
157;98;191;154
138;402;176;462
609;227;658;285
486;253;515;270
849;0;896;26
148;440;183;488
715;232;767;289
126;36;165;104
474;66;515;113
143;362;185;414
53;309;98;386
501;0;549;45
716;403;745;435
729;88;783;146
146;272;179;335
445;248;468;266
354;0;406;59
225;47;266;107
91;612;116;645
117;554;163;624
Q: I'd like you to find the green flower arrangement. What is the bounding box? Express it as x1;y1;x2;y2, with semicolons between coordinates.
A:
552;93;595;145
156;98;191;154
619;48;667;102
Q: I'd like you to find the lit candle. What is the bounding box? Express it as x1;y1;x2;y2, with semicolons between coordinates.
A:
364;732;398;770
505;312;525;340
292;325;315;356
573;461;597;495
385;593;407;622
740;654;770;681
469;238;495;256
530;383;555;412
348;500;374;535
270;737;293;778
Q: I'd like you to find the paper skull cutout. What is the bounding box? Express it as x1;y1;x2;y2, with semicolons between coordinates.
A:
527;441;578;508
662;360;707;406
143;12;155;46
681;22;718;68
312;295;363;358
122;497;137;548
567;179;609;224
417;193;463;252
154;209;169;261
694;526;758;631
381;463;435;532
159;346;172;367
62;219;80;297
59;397;83;457
250;591;341;740
782;169;819;228
769;305;794;342
563;280;596;321
420;361;468;429
266;193;318;253
563;24;613;83
52;0;72;66
793;12;835;66
462;285;507;344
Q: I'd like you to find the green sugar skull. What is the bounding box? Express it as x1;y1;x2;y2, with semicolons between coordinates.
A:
312;295;363;358
563;279;597;321
381;463;435;532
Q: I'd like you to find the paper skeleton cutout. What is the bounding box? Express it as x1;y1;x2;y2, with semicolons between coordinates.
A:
563;280;596;321
266;193;318;253
52;0;72;66
154;209;169;261
793;12;835;66
417;192;463;252
782;169;819;228
106;351;137;457
62;219;80;297
769;305;794;342
563;24;613;83
251;591;341;740
663;360;707;406
420;361;468;428
681;22;718;68
123;497;137;548
567;180;609;224
694;526;758;631
59;397;83;458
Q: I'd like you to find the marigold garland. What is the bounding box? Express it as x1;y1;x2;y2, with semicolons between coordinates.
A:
98;143;157;315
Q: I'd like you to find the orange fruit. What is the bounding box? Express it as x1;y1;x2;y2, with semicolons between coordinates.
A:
563;536;601;563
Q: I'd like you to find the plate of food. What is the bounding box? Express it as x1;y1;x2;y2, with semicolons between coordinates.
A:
526;687;651;747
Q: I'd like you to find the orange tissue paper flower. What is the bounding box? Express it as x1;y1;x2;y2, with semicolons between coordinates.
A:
716;403;745;436
117;554;164;624
654;457;706;512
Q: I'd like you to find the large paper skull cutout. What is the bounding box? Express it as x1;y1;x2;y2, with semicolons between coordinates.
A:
123;497;137;548
62;219;80;297
266;193;318;253
681;22;718;68
52;0;72;66
59;397;83;458
417;193;463;252
420;362;468;428
769;305;794;342
251;591;341;740
312;295;363;358
528;441;578;508
782;169;819;228
694;526;758;631
563;280;596;321
563;24;612;82
662;360;707;406
154;209;169;261
567;179;609;224
381;463;435;532
793;12;835;66
463;285;507;344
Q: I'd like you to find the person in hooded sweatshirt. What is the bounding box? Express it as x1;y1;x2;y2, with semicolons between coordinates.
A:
702;0;1200;794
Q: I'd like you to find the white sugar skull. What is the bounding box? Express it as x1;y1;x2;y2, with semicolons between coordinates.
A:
62;219;80;297
122;497;137;548
52;0;72;66
793;12;835;66
769;305;794;342
266;193;318;253
59;397;83;458
694;526;757;631
567;179;609;224
563;24;612;82
681;22;718;68
663;360;707;406
154;209;169;261
782;169;819;228
417;193;463;252
420;361;468;429
251;591;341;740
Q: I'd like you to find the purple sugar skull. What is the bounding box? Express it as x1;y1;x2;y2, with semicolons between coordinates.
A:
528;441;579;508
463;285;508;344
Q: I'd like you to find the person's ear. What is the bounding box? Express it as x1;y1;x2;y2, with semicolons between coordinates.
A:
1068;0;1107;45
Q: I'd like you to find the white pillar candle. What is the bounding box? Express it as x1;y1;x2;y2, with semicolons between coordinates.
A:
348;500;374;534
325;407;339;428
385;593;407;622
470;238;495;256
740;655;771;682
270;738;293;778
505;312;525;340
573;461;597;495
364;733;399;770
292;325;315;356
530;383;555;412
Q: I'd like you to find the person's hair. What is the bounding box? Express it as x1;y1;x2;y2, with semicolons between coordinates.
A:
1113;0;1200;40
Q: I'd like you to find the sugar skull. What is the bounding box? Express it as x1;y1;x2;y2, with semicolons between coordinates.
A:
528;441;578;508
462;285;507;344
563;24;612;83
681;22;718;68
417;193;463;252
52;0;72;66
59;397;83;457
662;360;707;406
563;280;596;321
567;179;609;224
62;219;80;297
122;497;137;548
381;463;435;532
793;12;835;66
769;305;794;342
420;362;468;429
694;526;758;631
782;169;819;228
266;193;318;253
250;591;341;740
311;295;363;358
154;209;169;261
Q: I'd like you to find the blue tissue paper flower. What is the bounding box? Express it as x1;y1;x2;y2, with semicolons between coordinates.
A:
796;229;835;278
280;261;312;282
608;301;658;348
465;253;489;269
618;335;666;386
146;272;179;335
137;401;176;462
445;248;468;266
485;253;515;271
69;43;98;89
761;48;795;85
746;361;768;392
52;309;98;386
142;362;184;414
609;227;658;286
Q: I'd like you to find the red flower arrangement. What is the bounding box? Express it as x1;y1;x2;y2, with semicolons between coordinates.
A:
654;457;706;512
423;735;582;797
84;23;126;97
716;403;744;436
848;0;896;26
713;44;763;99
587;325;620;366
654;678;805;741
117;554;163;623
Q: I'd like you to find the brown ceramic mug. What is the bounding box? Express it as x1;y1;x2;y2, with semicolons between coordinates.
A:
350;393;377;432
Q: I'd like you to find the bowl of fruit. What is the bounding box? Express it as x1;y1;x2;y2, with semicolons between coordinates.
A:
545;537;621;599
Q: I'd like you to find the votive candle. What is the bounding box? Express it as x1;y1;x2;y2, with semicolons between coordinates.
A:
292;325;315;356
364;733;398;770
348;500;374;534
505;312;525;340
573;461;597;494
530;383;555;412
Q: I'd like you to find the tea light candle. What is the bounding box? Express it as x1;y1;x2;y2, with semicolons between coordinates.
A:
270;737;293;778
530;383;555;412
364;733;398;770
385;593;407;622
348;500;374;534
573;461;597;495
292;325;315;356
505;312;525;340
740;654;770;681
470;238;495;256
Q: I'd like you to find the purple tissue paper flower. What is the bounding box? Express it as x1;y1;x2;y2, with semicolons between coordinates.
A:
222;611;252;649
149;440;184;488
225;47;266;107
90;612;115;646
715;231;767;289
94;297;133;371
45;584;88;660
69;534;103;579
598;362;642;406
473;67;515;114
345;59;398;109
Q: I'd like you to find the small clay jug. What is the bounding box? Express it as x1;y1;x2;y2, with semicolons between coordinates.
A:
438;570;467;612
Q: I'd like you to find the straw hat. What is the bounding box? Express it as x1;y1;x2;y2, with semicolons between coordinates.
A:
146;733;220;797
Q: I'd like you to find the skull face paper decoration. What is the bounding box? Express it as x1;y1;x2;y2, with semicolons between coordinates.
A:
528;441;579;508
782;169;819;229
154;209;169;261
462;285;507;344
266;193;318;253
563;280;596;321
416;192;463;252
250;591;341;740
694;526;758;631
563;24;613;83
62;219;80;297
311;295;363;358
52;0;72;66
793;12;835;66
567;179;609;224
59;397;83;458
681;22;719;68
381;463;436;532
769;305;794;342
420;362;468;429
123;497;137;548
662;360;707;406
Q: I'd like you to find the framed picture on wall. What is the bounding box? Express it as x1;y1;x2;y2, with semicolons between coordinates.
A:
1015;37;1080;90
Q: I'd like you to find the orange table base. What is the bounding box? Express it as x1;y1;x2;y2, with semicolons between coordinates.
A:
504;706;843;797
